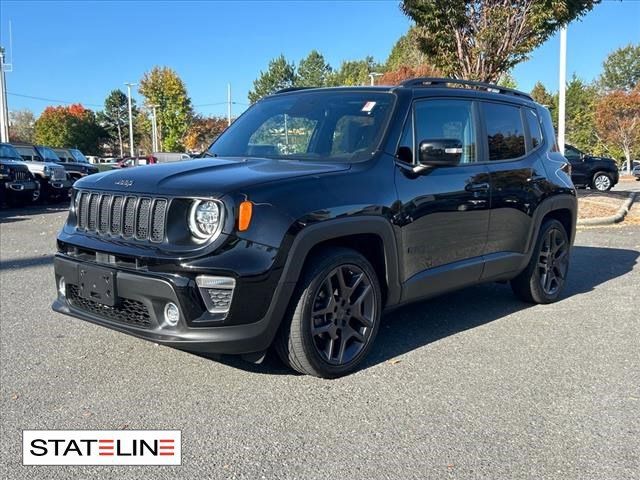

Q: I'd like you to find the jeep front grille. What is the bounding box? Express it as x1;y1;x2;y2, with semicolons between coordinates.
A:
76;191;168;243
10;168;30;181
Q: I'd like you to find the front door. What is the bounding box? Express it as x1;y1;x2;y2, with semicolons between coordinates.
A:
394;98;490;300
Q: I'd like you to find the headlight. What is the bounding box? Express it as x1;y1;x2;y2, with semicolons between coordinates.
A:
43;165;53;177
188;200;222;241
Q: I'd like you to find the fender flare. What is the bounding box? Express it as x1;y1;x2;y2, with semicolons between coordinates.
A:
524;194;577;255
281;216;402;306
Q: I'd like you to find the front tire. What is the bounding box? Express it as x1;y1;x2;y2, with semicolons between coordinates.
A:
275;247;382;378
592;172;612;191
511;219;570;304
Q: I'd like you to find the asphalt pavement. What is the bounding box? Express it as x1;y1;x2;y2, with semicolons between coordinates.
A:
1;204;639;479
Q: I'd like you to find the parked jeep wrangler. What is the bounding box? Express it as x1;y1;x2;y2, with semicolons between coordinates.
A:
53;78;577;377
0;143;40;205
564;144;619;191
12;143;72;202
52;147;100;180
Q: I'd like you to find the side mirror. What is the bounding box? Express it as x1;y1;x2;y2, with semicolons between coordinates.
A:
418;139;463;168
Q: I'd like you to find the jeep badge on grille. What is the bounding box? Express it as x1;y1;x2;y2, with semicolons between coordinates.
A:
115;179;134;187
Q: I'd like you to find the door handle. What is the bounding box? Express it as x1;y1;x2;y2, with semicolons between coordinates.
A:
465;182;490;192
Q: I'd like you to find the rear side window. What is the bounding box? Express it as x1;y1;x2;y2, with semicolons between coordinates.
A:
483;103;525;160
525;108;543;150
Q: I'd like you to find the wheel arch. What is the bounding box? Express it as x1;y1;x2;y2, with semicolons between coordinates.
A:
281;217;401;307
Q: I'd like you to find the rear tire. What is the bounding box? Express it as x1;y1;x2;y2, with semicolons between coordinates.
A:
511;219;570;304
275;247;382;378
591;172;612;191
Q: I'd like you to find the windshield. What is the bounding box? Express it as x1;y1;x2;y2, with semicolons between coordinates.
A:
70;148;89;163
208;91;394;162
36;146;61;162
0;144;23;160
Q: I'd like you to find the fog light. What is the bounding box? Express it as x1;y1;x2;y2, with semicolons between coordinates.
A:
164;302;180;326
58;276;66;297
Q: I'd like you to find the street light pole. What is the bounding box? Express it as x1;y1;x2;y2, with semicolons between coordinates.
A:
149;104;159;153
0;48;10;143
125;82;137;163
368;72;383;86
558;27;567;155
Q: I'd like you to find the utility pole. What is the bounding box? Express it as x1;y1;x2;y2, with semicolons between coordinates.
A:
227;83;231;126
0;48;10;142
150;104;160;152
558;27;567;155
125;82;137;164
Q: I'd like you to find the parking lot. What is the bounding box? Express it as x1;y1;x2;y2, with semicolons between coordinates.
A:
1;201;639;479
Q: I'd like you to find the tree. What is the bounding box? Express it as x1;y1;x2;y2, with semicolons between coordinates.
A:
248;55;296;103
530;81;554;107
497;72;518;89
297;50;332;87
34;104;105;154
401;0;598;82
385;27;431;71
9;109;36;143
97;89;136;157
330;56;382;86
184;115;229;152
564;75;599;153
139;66;193;152
598;44;640;92
380;64;440;85
595;88;640;173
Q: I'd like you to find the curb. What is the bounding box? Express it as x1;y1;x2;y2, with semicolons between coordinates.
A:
577;192;637;226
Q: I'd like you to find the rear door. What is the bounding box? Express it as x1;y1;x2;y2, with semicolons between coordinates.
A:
482;102;547;278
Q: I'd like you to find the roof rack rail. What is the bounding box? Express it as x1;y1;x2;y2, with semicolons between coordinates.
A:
399;77;532;101
274;86;315;94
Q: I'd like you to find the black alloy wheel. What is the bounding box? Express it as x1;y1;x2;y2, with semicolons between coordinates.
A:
276;247;382;378
310;264;376;366
537;226;569;296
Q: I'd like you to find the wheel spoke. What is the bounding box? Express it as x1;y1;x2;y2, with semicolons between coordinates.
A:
335;267;348;294
312;322;333;336
337;335;348;363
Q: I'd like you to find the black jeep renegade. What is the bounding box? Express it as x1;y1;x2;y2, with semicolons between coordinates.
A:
53;78;577;378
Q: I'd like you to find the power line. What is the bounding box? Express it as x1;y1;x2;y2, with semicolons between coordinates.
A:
8;91;250;110
7;91;103;108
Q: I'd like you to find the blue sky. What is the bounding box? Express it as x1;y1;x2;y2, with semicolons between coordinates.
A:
0;0;638;118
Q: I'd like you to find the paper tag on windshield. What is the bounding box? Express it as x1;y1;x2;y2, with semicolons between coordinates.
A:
362;101;376;112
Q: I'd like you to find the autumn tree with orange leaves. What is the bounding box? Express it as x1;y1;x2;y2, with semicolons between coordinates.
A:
34;104;105;154
595;88;640;173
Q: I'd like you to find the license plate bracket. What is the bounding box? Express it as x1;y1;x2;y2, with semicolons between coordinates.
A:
77;264;117;306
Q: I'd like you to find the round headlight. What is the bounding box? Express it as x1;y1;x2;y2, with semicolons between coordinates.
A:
189;200;221;241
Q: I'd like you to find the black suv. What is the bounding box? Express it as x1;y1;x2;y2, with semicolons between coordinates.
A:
564;144;619;191
52;78;577;378
0;143;40;205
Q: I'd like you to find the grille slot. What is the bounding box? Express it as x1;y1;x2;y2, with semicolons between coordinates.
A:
150;199;167;242
136;198;152;239
75;191;167;242
122;197;137;238
68;284;151;328
110;196;123;234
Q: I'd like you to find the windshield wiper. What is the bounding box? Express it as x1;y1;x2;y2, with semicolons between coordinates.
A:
200;151;217;158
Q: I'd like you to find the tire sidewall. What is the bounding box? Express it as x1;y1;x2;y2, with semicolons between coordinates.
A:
297;253;382;377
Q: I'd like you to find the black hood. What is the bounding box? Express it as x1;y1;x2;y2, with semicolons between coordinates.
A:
74;157;350;196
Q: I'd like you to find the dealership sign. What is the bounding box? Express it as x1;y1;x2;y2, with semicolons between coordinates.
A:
23;430;181;465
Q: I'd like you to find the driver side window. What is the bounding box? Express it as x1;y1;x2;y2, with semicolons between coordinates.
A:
413;99;477;164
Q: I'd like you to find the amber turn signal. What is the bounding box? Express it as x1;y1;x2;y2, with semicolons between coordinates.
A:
238;201;253;231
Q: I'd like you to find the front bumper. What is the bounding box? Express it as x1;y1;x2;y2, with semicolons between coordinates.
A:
3;180;38;193
52;253;294;355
